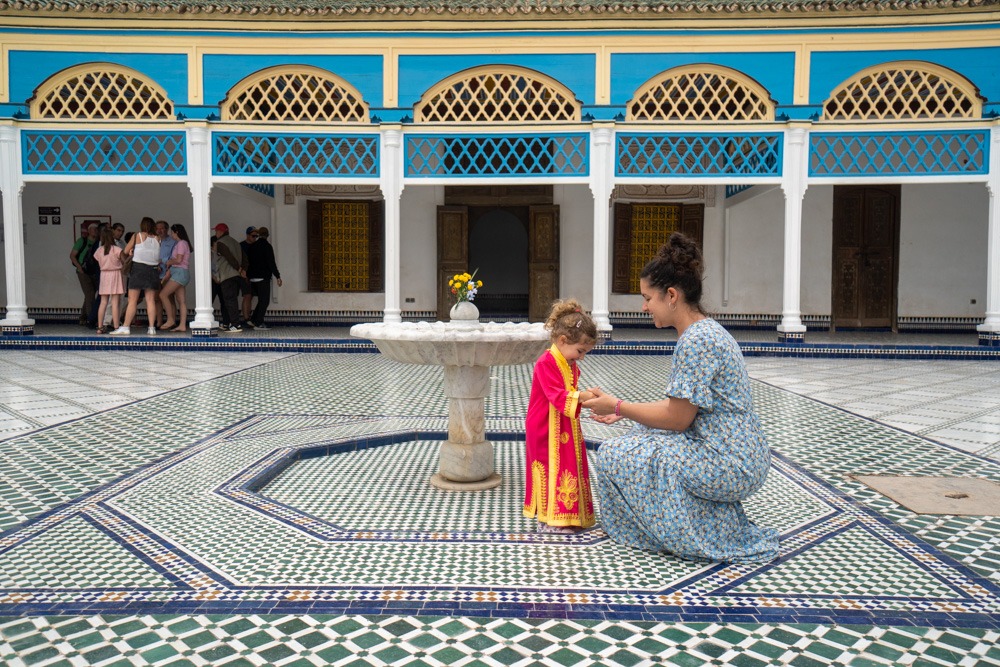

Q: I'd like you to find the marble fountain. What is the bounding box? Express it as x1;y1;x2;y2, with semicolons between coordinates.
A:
350;311;549;491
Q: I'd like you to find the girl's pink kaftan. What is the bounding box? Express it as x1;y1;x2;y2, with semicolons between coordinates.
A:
523;344;595;528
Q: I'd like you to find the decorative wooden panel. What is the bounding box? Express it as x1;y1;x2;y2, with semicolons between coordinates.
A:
528;206;560;322
627;65;774;122
612;203;633;294
223;66;369;122
437;206;469;320
823;62;982;121
415;66;580;123
30;63;174;120
832;186;899;328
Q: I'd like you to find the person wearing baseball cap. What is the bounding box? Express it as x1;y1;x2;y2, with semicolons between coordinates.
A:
213;223;246;332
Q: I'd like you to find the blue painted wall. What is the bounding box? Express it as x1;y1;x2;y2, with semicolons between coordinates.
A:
610;53;795;106
809;48;1000;105
8;51;188;105
397;54;596;108
202;54;384;108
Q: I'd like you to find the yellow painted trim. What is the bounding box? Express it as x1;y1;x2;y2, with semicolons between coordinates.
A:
595;45;609;106
793;43;809;106
0;44;9;104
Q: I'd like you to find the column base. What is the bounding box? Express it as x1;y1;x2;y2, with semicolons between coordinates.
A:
191;325;218;338
778;330;805;344
979;331;1000;346
430;473;502;491
1;318;35;336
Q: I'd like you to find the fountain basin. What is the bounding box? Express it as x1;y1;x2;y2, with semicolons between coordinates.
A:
350;320;549;490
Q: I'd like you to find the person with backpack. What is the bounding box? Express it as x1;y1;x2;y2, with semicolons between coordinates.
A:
69;222;100;327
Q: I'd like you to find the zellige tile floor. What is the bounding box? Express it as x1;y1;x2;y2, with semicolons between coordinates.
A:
1;348;998;666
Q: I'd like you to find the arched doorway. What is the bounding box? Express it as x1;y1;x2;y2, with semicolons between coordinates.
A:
437;186;558;321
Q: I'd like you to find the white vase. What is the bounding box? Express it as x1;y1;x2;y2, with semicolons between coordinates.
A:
449;300;480;324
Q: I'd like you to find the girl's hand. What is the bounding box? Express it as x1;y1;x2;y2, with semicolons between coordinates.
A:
582;386;617;416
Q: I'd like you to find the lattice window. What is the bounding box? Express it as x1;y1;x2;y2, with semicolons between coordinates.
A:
29;63;174;120
323;202;370;291
627;65;774;122
629;205;680;292
307;199;384;293
823;62;982;121
223;66;369;123
613;202;703;294
415;67;580;123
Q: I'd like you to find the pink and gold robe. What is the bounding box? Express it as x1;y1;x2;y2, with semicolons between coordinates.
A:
523;344;595;528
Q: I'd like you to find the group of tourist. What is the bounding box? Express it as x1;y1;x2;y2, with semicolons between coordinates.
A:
70;218;281;335
524;232;780;564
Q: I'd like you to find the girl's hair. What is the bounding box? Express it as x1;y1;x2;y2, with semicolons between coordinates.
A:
100;226;115;254
139;217;155;234
170;223;192;252
640;232;705;314
544;298;598;344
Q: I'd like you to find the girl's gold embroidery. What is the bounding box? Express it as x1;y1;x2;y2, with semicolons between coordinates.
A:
557;470;579;510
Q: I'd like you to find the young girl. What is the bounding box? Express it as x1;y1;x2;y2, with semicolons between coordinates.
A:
159;223;192;332
94;226;124;334
524;299;598;533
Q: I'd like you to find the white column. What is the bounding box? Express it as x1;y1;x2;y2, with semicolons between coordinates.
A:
777;125;809;342
977;126;1000;343
0;125;33;333
187;125;217;334
589;125;614;334
380;126;403;323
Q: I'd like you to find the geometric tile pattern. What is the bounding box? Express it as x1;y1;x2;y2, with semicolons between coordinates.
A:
2;614;998;666
2;350;1000;666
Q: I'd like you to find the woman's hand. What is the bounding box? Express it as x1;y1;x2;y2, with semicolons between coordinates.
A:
582;386;617;416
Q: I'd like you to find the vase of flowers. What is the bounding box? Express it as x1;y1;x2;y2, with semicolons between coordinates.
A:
448;270;483;323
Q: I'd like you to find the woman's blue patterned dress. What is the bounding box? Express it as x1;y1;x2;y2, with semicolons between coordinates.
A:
594;318;779;563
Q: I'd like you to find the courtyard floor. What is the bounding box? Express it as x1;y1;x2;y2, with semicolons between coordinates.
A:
0;333;998;665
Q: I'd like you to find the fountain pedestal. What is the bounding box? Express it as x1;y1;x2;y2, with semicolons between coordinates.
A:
350;320;549;491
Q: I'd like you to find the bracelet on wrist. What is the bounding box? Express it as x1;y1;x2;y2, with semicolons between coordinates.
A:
615;399;624;417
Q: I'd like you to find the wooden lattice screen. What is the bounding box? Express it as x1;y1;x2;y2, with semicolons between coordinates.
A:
628;65;774;122
30;63;174;120
223;66;369;122
415;67;580;123
823;62;982;121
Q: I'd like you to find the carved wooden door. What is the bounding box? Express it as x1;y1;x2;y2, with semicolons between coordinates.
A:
528;206;560;322
831;185;899;329
437;206;469;320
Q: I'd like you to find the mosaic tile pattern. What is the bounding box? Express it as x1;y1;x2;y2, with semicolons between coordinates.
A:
1;351;999;666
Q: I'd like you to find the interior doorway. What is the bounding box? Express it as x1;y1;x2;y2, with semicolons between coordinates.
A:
436;186;558;322
831;184;900;329
468;207;529;317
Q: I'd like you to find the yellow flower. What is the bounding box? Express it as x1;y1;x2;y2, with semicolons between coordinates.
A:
476;280;483;287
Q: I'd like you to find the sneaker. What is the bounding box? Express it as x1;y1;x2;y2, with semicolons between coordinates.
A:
255;323;270;331
223;324;242;333
109;326;130;336
244;321;256;329
147;326;156;336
